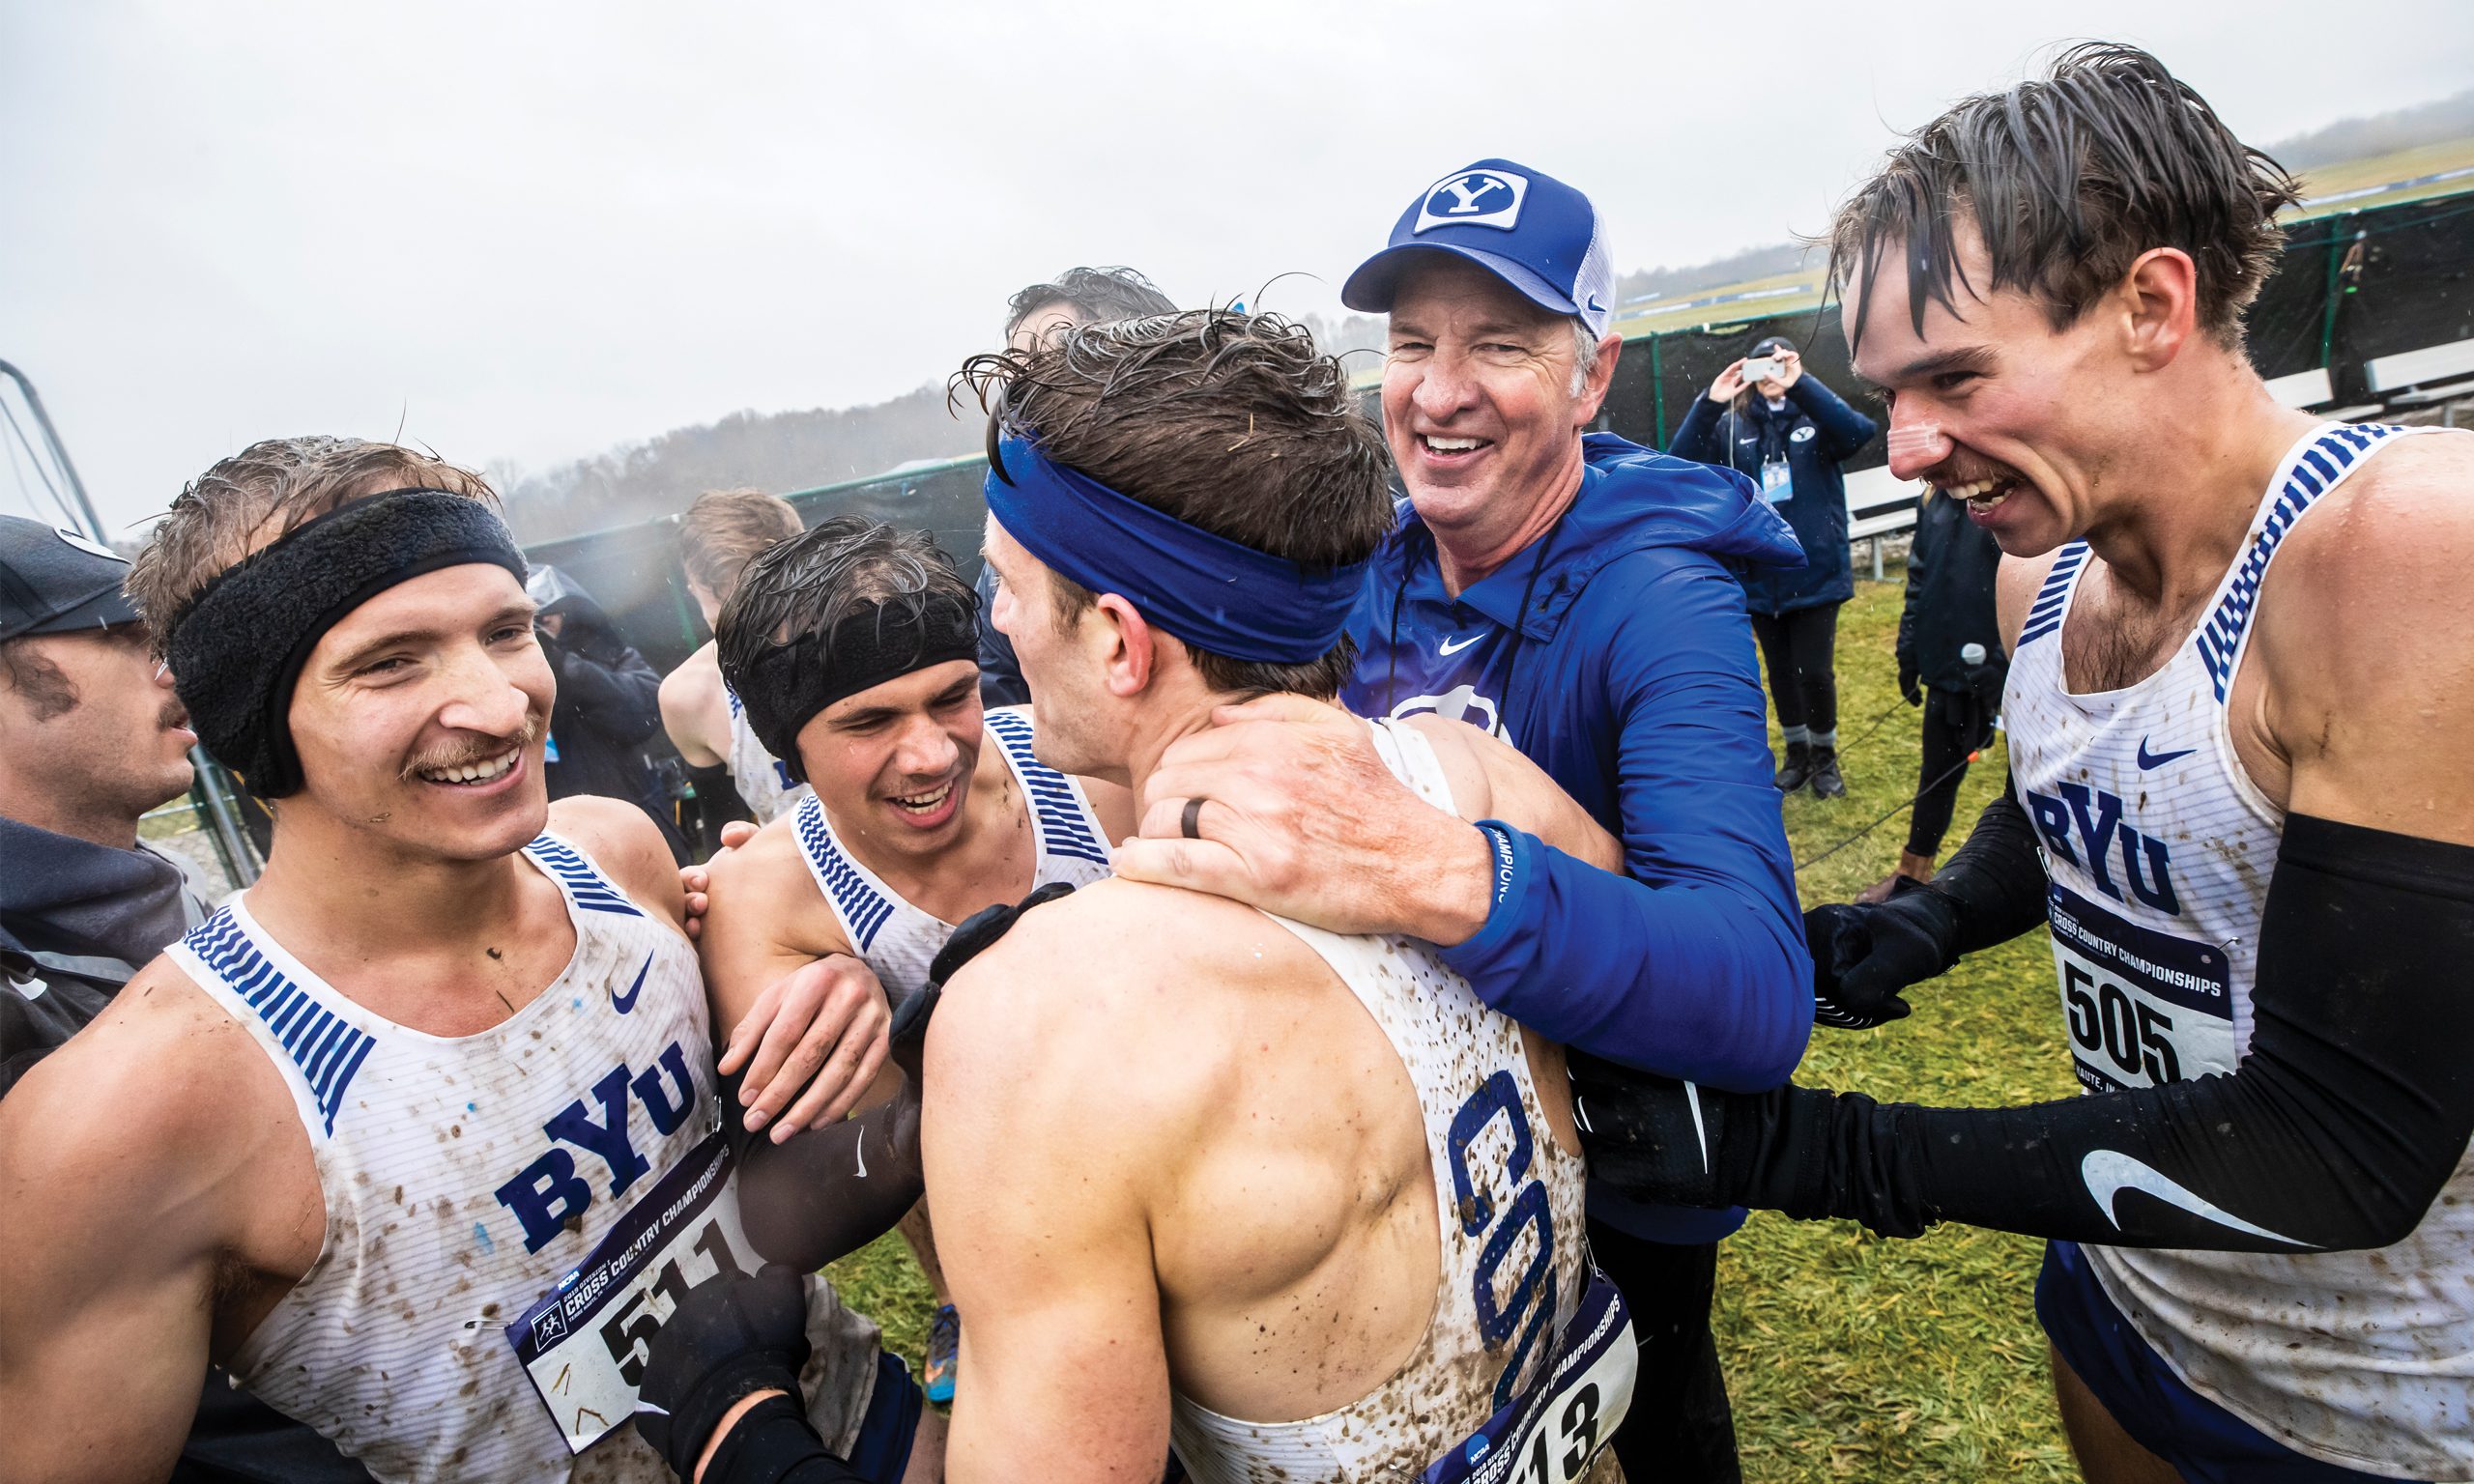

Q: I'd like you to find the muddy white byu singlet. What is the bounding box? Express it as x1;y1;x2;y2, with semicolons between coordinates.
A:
1170;719;1631;1484
167;834;884;1483
792;703;1112;1000
2006;420;2474;1477
726;684;810;825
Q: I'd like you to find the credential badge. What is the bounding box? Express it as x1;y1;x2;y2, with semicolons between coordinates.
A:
1414;169;1529;234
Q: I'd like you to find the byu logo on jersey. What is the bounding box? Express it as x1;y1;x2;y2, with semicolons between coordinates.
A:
493;1042;700;1252
2025;784;2180;916
1415;169;1529;233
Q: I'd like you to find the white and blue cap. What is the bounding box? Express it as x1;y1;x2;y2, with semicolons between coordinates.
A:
1342;158;1614;338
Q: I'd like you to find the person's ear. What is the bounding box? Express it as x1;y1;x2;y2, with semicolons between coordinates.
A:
1091;592;1155;698
2119;247;2200;372
1574;333;1624;426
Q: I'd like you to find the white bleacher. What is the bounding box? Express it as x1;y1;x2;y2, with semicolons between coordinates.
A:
1843;464;1923;581
2264;366;2334;409
2366;337;2474;394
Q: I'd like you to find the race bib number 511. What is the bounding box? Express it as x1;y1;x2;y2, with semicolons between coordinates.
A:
504;1130;761;1453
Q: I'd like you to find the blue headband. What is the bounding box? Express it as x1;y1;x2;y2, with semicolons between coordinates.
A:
983;437;1367;666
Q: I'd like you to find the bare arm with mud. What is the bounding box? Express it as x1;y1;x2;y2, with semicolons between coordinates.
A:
0;968;314;1484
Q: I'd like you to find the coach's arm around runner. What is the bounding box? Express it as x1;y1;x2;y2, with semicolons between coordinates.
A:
1568;434;2474;1254
1110;585;1812;1097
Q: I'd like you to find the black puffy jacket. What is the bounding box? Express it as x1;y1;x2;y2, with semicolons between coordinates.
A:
1896;489;2006;704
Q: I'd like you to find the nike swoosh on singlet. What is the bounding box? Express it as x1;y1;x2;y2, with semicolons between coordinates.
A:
2136;737;2199;770
2080;1150;2312;1247
1439;634;1482;656
612;953;653;1015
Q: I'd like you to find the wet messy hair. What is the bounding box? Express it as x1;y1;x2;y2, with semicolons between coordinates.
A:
954;307;1392;700
129;437;498;656
1002;266;1177;343
678;488;803;603
1828;42;2299;355
714;516;976;700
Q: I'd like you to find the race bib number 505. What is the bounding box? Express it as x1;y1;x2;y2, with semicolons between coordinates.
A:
504;1130;762;1453
2047;882;2236;1095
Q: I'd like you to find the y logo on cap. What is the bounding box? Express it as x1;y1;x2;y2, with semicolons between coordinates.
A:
1415;168;1529;234
52;528;125;563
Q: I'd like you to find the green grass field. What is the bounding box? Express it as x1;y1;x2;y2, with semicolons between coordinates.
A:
827;564;2084;1480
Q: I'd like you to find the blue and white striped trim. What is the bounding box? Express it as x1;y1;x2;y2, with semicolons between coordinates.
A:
2016;542;2090;648
525;835;645;918
727;687;745;719
985;709;1110;868
184;909;375;1136
2195;423;2403;702
793;795;895;950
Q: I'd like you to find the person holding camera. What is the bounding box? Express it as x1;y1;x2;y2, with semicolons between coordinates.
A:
1669;334;1878;797
1856;479;2007;902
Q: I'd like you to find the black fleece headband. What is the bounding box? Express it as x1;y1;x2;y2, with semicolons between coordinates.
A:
165;490;530;797
729;599;979;785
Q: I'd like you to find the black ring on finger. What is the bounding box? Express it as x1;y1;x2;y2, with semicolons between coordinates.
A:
1181;796;1207;841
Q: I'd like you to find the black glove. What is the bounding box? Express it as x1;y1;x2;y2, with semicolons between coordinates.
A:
636;1265;814;1479
892;880;1076;1078
1896;655;1922;706
1805;886;1961;1029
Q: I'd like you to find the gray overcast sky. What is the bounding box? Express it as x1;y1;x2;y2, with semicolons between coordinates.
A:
5;0;2469;530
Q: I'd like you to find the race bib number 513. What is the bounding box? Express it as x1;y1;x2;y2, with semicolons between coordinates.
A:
504;1130;762;1452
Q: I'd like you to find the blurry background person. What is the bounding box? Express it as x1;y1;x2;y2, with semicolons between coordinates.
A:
658;487;809;825
0;512;376;1484
972;266;1176;708
526;562;690;863
1669;334;1878;798
1859;480;2006;902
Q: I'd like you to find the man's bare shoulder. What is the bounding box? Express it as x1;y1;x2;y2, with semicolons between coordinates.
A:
2;956;295;1228
699;812;847;960
658;642;727;763
1995;549;2062;655
1397;713;1620;870
930;879;1288;1128
547;794;688;927
2280;431;2474;595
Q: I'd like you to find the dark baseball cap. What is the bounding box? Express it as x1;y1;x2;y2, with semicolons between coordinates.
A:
0;515;142;642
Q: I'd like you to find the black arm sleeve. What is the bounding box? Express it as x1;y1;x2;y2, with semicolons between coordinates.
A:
701;1394;867;1484
1759;815;2474;1250
1929;778;2054;955
723;1064;925;1272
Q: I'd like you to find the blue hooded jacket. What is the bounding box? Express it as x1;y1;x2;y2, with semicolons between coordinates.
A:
1341;434;1813;1242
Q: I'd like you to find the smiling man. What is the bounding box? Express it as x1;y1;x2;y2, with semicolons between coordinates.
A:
1110;158;1810;1480
0;442;930;1484
690;517;1126;1396
1567;44;2474;1484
